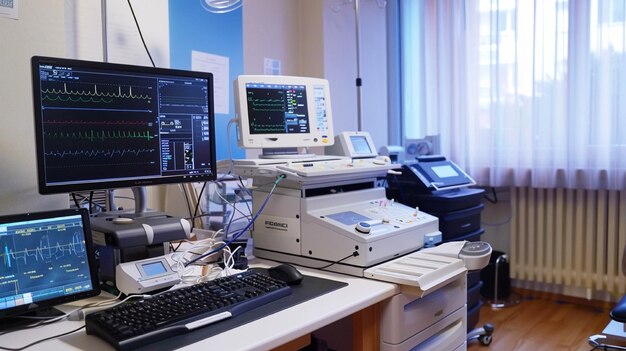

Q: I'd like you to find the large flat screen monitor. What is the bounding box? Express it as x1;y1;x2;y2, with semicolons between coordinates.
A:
234;75;334;157
31;56;217;196
0;208;100;323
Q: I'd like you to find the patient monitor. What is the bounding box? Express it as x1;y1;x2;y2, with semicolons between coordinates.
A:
234;75;334;158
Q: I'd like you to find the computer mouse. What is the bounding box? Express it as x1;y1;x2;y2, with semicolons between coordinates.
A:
268;263;303;286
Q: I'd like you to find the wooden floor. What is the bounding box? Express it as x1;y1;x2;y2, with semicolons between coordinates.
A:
467;289;615;351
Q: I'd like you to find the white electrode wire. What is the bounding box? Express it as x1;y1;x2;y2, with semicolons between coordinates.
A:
170;233;238;284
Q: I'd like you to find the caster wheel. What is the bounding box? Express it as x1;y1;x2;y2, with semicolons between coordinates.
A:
479;334;493;346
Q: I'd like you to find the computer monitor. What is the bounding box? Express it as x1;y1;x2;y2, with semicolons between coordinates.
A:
31;56;217;212
0;208;100;326
234;75;334;157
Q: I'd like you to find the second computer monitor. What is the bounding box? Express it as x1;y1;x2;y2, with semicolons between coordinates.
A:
234;75;334;155
31;56;217;195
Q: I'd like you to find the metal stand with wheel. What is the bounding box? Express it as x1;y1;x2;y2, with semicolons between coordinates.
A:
486;254;521;308
467;323;495;346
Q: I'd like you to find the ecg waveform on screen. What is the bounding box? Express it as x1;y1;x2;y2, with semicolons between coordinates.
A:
45;129;155;142
1;232;87;269
45;148;158;159
248;98;284;112
0;220;92;297
249;121;286;133
42;83;150;101
43;119;149;126
40;82;153;112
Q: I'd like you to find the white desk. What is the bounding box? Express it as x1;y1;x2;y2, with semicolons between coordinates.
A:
0;259;398;351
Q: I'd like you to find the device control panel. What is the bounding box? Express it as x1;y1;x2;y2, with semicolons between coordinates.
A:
115;256;180;295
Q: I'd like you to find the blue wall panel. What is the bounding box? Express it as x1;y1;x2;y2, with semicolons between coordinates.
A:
169;1;244;160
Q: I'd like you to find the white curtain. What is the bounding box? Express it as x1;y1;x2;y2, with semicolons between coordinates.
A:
401;0;626;190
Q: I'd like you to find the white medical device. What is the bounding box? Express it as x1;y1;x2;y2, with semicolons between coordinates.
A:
115;256;180;295
326;131;378;158
231;75;493;351
234;75;334;156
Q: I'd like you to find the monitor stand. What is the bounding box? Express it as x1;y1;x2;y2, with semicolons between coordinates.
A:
104;186;157;218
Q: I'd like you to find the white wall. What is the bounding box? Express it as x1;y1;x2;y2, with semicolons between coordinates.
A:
0;1;68;215
243;0;389;152
0;0;171;216
322;0;389;149
243;0;301;76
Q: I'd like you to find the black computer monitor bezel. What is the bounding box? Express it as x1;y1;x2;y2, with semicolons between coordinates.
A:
0;208;100;319
31;56;217;195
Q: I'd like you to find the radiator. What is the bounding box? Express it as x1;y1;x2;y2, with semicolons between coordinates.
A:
510;187;626;296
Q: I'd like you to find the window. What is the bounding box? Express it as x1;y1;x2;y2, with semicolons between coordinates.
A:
399;0;626;190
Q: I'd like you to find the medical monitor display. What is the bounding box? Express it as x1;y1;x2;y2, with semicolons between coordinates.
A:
327;131;378;158
0;208;100;320
31;56;217;195
350;135;373;155
234;75;333;150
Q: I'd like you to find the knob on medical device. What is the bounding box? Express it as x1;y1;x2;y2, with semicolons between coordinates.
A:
355;220;383;234
355;222;372;234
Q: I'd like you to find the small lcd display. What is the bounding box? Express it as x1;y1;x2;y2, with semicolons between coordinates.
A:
350;136;372;154
141;261;168;277
431;165;459;178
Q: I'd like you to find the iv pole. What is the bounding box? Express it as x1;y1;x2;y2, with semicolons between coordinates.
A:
354;0;363;132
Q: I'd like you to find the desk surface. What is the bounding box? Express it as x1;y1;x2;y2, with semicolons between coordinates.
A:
0;259;398;351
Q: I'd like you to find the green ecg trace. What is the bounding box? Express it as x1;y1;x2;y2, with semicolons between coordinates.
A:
42;83;150;101
46;129;154;141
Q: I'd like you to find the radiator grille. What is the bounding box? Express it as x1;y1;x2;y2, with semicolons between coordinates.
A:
510;187;626;296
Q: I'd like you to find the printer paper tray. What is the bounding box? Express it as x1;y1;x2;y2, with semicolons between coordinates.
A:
364;251;466;297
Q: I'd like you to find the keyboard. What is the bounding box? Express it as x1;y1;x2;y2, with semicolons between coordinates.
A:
85;271;291;351
275;157;395;177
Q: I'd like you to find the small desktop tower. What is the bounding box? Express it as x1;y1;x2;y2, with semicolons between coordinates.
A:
386;159;486;332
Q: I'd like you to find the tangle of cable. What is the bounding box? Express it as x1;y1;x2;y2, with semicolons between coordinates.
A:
183;174;286;267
